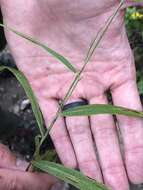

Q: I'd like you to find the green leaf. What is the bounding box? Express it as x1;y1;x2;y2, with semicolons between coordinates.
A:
61;104;143;118
133;0;143;2
85;0;124;63
32;160;110;190
0;66;45;137
40;149;57;162
34;135;41;159
0;24;77;73
138;80;143;95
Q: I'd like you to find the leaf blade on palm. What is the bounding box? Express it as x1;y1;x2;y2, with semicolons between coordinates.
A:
32;160;110;190
61;104;143;118
0;24;77;73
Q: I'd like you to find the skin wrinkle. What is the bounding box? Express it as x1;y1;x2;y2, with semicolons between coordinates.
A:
126;145;143;156
79;158;101;179
101;156;127;185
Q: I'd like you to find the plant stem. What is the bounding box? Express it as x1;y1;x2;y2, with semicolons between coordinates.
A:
27;0;125;171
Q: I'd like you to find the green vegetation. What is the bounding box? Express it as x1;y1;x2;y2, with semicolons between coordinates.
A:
125;7;143;95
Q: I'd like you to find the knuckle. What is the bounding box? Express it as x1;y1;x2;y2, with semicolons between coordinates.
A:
125;146;143;184
79;158;97;171
79;158;101;180
126;163;143;184
103;164;124;176
7;177;21;190
67;124;87;136
126;145;143;155
9;179;17;190
95;126;115;138
103;165;129;190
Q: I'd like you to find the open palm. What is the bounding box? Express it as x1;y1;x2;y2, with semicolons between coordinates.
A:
1;0;143;189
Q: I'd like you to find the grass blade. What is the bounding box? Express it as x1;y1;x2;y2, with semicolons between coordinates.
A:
0;66;45;137
32;160;110;190
61;104;143;118
0;24;77;73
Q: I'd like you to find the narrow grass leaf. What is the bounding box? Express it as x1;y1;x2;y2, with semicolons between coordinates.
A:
85;0;124;63
32;160;110;190
40;150;57;162
0;24;77;73
61;104;143;118
0;66;45;137
34;135;41;159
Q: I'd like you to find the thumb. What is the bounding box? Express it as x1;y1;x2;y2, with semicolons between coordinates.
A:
0;144;16;168
0;144;58;190
0;168;57;190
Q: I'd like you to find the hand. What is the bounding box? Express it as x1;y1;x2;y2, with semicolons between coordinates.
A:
1;1;143;189
0;144;57;190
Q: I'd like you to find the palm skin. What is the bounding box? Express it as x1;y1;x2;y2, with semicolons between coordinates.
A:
1;0;143;189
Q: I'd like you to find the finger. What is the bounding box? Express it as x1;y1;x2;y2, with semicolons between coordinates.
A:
65;99;102;181
90;95;129;190
111;79;143;184
0;144;28;171
0;144;16;168
0;168;57;190
39;98;77;168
